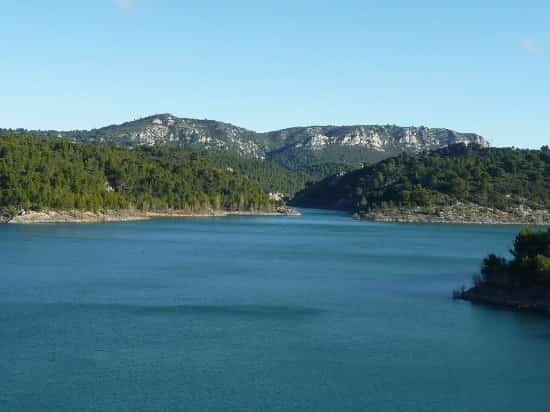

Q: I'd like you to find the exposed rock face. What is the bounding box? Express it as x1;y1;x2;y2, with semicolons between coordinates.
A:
88;114;265;158
4;207;301;224
11;114;489;162
275;205;301;216
6;210;148;224
358;202;550;225
265;125;487;153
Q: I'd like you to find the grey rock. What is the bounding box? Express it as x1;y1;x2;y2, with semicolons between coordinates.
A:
3;114;489;163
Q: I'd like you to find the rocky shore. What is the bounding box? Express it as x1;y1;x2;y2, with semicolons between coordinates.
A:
2;206;300;224
355;202;549;225
458;285;550;315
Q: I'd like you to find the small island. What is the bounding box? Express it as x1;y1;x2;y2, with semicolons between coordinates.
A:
458;228;550;314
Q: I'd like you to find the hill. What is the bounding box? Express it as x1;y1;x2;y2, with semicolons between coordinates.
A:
0;114;488;169
0;134;282;219
291;143;550;224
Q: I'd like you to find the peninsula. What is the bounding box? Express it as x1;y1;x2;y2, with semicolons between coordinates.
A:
291;143;550;225
458;228;550;314
0;135;298;224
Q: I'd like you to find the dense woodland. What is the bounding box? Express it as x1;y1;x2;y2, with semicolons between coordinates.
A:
207;152;355;196
267;144;388;173
209;155;313;197
0;129;356;197
3;134;550;219
0;135;275;213
292;143;550;214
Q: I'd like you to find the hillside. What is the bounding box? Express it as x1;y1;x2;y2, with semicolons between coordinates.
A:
0;114;488;168
204;153;354;198
291;143;550;224
0;135;279;217
263;124;487;167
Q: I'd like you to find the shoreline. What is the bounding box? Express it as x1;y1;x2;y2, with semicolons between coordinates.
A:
2;206;300;224
458;285;550;315
357;214;548;225
354;204;549;225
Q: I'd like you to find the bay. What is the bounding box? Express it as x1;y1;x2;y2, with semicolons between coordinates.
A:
1;209;549;412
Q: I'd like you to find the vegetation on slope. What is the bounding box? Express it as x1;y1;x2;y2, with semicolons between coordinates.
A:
206;153;316;197
0;135;275;214
0;115;487;187
291;143;550;218
0;129;357;197
207;151;358;197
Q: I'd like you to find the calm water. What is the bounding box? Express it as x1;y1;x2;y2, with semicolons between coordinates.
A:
1;209;549;412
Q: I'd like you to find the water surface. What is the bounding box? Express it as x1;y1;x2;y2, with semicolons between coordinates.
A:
1;209;549;411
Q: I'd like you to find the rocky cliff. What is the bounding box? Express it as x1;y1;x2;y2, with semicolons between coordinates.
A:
2;114;489;165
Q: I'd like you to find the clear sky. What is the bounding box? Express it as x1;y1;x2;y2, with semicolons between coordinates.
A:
1;0;548;148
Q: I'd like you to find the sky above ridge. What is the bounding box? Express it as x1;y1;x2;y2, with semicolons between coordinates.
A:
0;0;548;148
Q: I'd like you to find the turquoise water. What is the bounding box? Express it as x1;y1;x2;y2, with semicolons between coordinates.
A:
1;209;549;412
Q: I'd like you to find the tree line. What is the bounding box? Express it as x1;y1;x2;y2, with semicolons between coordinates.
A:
292;143;550;213
0;135;275;213
479;228;550;288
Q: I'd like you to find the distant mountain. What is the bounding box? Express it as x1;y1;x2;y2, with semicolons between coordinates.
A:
1;114;489;167
290;143;550;224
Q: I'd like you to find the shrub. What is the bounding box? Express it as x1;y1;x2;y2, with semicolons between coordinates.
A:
480;254;509;286
534;254;550;283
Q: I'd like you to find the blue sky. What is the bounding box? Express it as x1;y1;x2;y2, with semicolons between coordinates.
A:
1;0;548;148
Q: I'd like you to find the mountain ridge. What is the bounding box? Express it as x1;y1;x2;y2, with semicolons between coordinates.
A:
1;113;489;165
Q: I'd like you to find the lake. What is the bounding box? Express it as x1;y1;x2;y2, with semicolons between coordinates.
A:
1;209;549;412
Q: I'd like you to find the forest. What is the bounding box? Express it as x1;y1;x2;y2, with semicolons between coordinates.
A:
207;151;355;197
0;135;275;213
292;143;550;214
